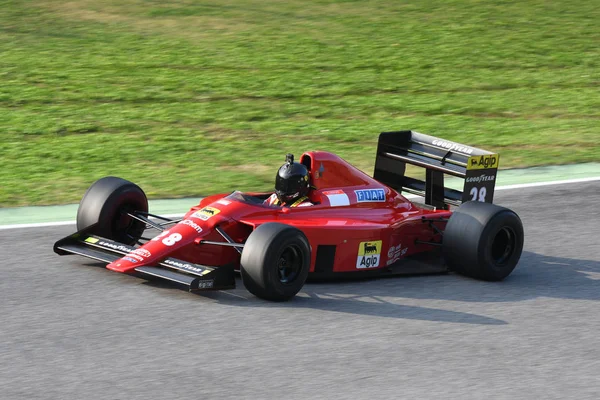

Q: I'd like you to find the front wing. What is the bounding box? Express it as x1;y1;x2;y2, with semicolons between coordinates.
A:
54;230;236;291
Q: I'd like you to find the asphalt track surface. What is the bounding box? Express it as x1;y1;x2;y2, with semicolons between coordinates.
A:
2;182;600;400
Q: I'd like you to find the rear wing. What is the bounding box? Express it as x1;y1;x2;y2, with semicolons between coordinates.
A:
373;131;499;208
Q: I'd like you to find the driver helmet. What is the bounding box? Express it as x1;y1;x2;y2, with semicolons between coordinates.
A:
275;154;310;204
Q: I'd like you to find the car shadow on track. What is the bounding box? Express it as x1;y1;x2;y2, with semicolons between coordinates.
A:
136;250;599;325
143;275;506;326
289;251;600;304
304;251;600;302
356;250;600;303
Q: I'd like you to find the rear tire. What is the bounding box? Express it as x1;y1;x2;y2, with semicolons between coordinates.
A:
443;201;524;281
240;223;311;301
76;177;148;245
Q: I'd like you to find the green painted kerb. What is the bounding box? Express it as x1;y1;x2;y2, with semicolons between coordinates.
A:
1;163;599;226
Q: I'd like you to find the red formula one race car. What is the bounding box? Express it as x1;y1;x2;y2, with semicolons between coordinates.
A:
54;131;524;301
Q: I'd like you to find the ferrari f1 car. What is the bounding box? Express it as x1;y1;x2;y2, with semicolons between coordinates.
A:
54;131;524;301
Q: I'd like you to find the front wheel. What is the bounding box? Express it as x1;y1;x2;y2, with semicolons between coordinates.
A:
443;201;524;281
240;223;311;301
76;176;148;245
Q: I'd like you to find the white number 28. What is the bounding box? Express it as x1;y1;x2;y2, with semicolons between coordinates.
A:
470;186;487;202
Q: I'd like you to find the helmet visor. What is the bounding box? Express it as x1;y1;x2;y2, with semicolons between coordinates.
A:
275;174;303;195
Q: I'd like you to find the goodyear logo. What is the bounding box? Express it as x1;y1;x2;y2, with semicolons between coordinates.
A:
192;206;220;221
467;154;500;170
432;139;474;155
85;237;99;244
356;240;382;269
355;188;385;203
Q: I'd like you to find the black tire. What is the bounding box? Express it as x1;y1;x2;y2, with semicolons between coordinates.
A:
240;223;311;301
443;201;524;281
76;176;148;245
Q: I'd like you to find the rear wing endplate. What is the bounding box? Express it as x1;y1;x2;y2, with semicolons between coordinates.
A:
374;131;500;208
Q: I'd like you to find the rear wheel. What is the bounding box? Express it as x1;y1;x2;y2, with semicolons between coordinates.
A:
443;201;524;281
76;176;148;245
240;223;311;301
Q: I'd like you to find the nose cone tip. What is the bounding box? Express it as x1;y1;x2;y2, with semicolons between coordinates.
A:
107;259;137;273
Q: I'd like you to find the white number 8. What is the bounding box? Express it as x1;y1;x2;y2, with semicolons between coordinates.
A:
152;230;182;246
162;233;182;246
470;186;487;202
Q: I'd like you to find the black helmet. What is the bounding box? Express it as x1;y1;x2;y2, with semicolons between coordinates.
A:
275;154;310;204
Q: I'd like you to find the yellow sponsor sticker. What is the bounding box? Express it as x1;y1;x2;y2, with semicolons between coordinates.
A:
356;240;383;269
192;206;221;221
85;237;99;244
200;206;220;217
467;154;500;170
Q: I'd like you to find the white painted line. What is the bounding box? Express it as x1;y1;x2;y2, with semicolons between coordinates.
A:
1;176;599;231
0;213;185;231
495;176;600;190
0;221;76;230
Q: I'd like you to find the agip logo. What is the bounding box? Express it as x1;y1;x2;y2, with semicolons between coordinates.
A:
467;154;499;170
192;206;220;221
356;240;383;269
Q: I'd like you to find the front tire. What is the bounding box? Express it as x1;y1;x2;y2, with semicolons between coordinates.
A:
443;201;524;281
240;223;311;301
76;176;148;245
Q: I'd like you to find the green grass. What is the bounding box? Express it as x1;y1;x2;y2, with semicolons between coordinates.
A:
1;0;599;206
